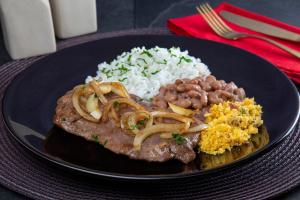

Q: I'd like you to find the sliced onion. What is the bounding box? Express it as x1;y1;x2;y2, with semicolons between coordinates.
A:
127;110;152;134
89;80;108;104
102;98;145;122
160;124;208;138
72;86;99;122
186;124;208;133
110;82;130;98
82;86;94;96
168;102;194;117
79;96;88;105
86;93;102;120
110;106;119;121
90;110;102;120
120;112;132;129
100;82;130;98
86;93;99;113
133;124;186;151
151;111;193;131
99;84;112;94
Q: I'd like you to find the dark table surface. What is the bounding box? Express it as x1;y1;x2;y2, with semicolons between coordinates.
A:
0;0;299;199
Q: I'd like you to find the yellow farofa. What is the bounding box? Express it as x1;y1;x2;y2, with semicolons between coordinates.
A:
200;98;263;155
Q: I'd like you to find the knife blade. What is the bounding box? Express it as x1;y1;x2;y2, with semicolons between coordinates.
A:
220;10;300;42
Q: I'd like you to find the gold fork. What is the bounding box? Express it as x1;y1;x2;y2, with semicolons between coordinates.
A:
196;3;300;59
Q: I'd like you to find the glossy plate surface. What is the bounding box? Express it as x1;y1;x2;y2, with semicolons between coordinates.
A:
2;35;299;180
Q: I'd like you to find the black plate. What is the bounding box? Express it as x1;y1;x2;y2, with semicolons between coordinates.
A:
2;35;300;180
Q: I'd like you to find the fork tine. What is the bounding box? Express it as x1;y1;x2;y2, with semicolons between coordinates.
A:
204;3;232;32
200;4;227;34
196;7;220;34
196;6;223;36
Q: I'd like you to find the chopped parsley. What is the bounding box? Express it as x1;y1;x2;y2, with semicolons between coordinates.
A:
168;49;177;57
100;68;112;78
119;77;127;82
156;59;167;65
151;70;161;75
92;135;99;142
142;71;147;77
130;124;139;130
118;65;129;76
127;54;132;62
137;118;148;126
140;50;153;57
113;101;120;109
94;93;98;98
61;117;66;122
172;133;185;145
137;58;147;64
141;66;149;77
177;56;192;65
103;139;108;147
142;71;148;77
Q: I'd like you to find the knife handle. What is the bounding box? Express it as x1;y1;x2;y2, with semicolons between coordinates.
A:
246;34;300;59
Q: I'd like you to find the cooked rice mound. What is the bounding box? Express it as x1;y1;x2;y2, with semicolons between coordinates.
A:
86;46;210;100
200;98;263;155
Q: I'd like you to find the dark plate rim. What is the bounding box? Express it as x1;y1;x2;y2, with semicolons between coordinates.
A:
2;34;300;181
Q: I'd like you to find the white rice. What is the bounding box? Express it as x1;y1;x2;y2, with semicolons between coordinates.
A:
86;46;210;100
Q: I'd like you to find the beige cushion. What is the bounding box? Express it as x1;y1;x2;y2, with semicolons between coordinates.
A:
0;0;56;59
50;0;97;39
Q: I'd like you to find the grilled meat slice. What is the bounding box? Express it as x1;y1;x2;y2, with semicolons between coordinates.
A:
53;90;199;164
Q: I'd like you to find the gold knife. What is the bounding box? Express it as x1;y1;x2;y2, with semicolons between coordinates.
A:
220;10;300;42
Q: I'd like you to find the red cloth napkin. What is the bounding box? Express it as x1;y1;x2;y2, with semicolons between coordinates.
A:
167;2;300;83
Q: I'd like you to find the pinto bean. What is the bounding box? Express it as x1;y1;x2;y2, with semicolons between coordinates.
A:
166;84;177;91
184;84;202;91
199;81;211;91
200;91;208;106
152;98;167;108
158;87;167;95
191;98;202;109
164;91;177;102
234;88;246;101
224;82;238;93
215;90;234;100
211;81;222;90
176;84;186;92
205;75;217;83
157;100;168;108
176;83;201;92
187;90;201;98
179;93;189;98
196;76;205;82
187;79;199;84
208;92;224;104
219;80;227;89
175;79;183;85
174;98;192;108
